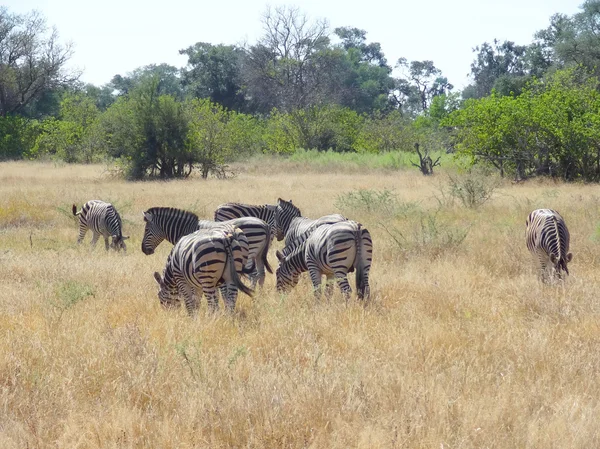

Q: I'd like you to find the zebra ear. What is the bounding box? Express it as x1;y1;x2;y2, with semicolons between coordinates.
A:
153;272;163;285
276;250;284;261
566;252;573;262
143;211;152;222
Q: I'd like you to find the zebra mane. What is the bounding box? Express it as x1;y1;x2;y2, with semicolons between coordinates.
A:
145;207;199;224
278;198;300;215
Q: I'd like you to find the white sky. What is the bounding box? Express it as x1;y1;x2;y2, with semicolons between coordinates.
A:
7;0;583;90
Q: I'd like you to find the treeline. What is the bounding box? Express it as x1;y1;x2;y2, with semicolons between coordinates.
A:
2;3;600;180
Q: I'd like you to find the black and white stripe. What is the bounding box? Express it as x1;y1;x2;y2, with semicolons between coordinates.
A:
214;202;277;242
153;228;253;315
142;207;272;287
72;200;129;252
276;220;373;300
525;208;573;282
274;198;347;246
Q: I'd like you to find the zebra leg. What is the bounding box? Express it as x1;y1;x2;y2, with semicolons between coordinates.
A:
224;283;239;312
254;259;266;289
178;282;199;317
104;236;110;251
77;225;87;245
308;266;323;299
335;271;352;301
90;232;100;249
324;275;334;300
218;284;227;305
205;287;219;313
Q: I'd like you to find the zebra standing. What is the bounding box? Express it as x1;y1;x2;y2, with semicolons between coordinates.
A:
215;202;278;242
525;208;573;283
276;220;373;300
153;228;253;315
274;198;347;245
142;207;271;287
72;200;129;252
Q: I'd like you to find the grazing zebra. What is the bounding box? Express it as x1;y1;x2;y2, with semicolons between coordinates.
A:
142;207;271;287
72;200;129;252
276;220;373;300
274;198;347;245
215;202;278;242
525;208;573;283
153;228;254;315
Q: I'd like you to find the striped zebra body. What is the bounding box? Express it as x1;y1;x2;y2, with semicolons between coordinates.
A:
525;208;573;282
214;202;277;242
72;200;129;252
142;207;271;286
276;221;373;300
280;214;349;258
274;198;347;246
153;228;253;315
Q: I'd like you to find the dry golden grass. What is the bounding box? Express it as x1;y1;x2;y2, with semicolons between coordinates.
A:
2;160;600;448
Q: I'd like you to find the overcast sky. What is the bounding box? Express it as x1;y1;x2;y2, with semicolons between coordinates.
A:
7;0;583;90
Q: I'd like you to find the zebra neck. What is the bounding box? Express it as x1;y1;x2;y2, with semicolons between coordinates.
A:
165;219;199;244
282;243;308;275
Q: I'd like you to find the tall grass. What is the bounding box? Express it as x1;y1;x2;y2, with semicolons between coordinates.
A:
1;161;600;448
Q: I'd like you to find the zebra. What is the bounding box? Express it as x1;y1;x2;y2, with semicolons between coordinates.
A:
72;200;129;252
142;207;272;287
153;228;254;315
274;197;347;246
525;208;573;283
275;220;373;300
214;202;278;242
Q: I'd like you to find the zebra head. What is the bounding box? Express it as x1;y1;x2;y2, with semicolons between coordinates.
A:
111;235;129;252
275;250;301;293
153;271;181;310
142;210;164;255
275;198;300;241
142;207;200;255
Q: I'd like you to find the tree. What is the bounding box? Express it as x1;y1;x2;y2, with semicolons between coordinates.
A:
0;7;78;117
445;68;600;181
243;6;331;113
534;1;600;77
180;42;246;111
109;64;183;99
464;40;534;99
333;27;395;114
394;59;453;113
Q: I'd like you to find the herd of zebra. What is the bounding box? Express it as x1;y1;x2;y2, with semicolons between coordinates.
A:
72;198;374;315
71;200;573;316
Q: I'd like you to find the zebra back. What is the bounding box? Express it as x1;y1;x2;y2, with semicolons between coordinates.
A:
214;202;277;238
281;214;348;258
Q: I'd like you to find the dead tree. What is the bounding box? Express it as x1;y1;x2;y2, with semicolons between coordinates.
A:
411;143;440;175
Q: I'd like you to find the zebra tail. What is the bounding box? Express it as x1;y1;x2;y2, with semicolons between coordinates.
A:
262;224;273;274
354;224;367;300
224;233;254;298
72;204;81;216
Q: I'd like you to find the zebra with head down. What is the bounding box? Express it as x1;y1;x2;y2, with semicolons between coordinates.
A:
276;220;373;301
72;200;129;252
154;227;253;315
525;208;573;283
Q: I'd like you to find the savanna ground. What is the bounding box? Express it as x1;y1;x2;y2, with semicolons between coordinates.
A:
2;159;600;448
